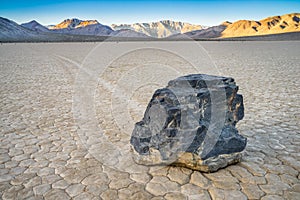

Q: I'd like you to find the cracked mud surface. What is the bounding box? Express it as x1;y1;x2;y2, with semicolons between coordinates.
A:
0;41;299;199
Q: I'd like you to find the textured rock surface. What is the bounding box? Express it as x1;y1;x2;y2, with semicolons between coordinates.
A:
130;74;246;172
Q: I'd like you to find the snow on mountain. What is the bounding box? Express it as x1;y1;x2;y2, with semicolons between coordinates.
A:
111;20;204;38
21;20;50;32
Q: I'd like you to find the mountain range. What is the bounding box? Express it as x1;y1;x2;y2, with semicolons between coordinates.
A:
0;13;299;42
112;20;206;38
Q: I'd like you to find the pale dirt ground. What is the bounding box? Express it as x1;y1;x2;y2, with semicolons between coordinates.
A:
0;41;299;200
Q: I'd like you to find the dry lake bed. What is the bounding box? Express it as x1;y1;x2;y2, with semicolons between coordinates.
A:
0;41;299;199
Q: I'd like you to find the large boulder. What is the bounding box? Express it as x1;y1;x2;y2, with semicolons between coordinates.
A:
130;74;246;172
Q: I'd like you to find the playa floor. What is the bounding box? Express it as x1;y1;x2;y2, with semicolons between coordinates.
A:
0;41;299;199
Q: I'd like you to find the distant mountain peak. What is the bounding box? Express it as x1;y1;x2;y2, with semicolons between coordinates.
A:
21;20;50;32
49;18;100;30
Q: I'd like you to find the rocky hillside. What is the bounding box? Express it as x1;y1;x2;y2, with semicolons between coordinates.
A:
111;20;204;38
109;29;149;38
221;13;300;38
0;17;40;40
177;25;227;39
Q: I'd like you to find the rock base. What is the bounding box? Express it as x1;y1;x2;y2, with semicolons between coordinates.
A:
132;147;242;172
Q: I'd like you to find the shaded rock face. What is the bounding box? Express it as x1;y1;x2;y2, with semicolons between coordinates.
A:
130;74;246;172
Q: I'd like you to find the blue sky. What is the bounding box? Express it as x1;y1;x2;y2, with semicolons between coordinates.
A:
1;0;299;26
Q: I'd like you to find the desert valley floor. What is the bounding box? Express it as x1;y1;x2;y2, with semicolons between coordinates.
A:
0;41;299;200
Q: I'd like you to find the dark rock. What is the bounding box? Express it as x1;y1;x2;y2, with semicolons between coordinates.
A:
130;74;246;172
